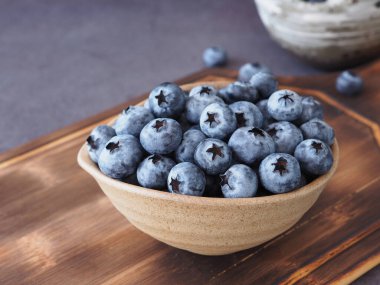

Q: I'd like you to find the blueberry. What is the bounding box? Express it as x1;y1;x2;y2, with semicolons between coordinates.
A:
194;138;232;175
143;100;150;109
189;85;217;97
203;175;223;197
186;86;224;124
228;127;275;165
202;46;228;67
175;129;206;163
229;101;264;128
238;62;272;82
336;70;363;96
300;119;335;145
220;164;258;198
137;154;176;189
249;72;278;99
259;153;302;194
296;96;323;125
294;139;333;176
167;162;206;196
113;106;155;137
267;89;303;121
98;135;144;179
140;118;182;154
266;121;303;154
86;125;116;164
148;82;186;118
218;81;259;104
199;102;237;139
256;99;276;128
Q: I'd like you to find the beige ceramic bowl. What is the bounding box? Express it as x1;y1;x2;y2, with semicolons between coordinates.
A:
78;82;339;255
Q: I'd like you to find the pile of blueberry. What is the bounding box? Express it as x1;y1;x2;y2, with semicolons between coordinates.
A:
86;65;335;198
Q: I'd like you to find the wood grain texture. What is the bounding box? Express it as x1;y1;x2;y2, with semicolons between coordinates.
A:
1;62;380;284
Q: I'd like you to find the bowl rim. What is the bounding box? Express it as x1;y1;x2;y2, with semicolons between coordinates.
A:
77;81;339;206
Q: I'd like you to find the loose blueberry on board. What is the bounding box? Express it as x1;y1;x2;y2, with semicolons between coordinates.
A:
98;135;144;179
202;46;228;67
300;118;335;146
167;162;206;196
199;102;237;140
194;138;232;175
249;72;278;99
220;81;259;104
294;139;333;176
228;127;275;165
148;82;186;118
189;85;217;97
336;70;363;96
229;101;264;128
113;106;155;137
140;118;182;154
238;62;272;82
220;164;258;198
296;96;323;125
175;129;206;163
256;99;276;128
86;125;116;164
186;87;224;124
266;121;303;154
267;89;303;121
259;153;302;194
137;154;176;189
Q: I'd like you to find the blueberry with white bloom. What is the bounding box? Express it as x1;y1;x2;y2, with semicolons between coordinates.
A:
113;106;155;137
336;70;363;96
249;72;278;99
267;89;303;121
294;139;333;176
140;118;182;154
297;96;323;125
148;82;186;118
300;119;335;146
266;121;303;154
218;81;259;104
167;162;206;196
220;164;258;198
189;85;217;97
98;135;144;179
238;62;272;82
86;125;116;164
199;102;237;139
202;46;228;67
229;101;264;128
137;154;176;189
259;153;302;194
228;127;275;165
175;129;206;163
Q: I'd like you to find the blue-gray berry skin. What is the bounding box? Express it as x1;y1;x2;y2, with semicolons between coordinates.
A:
228;127;275;165
113;106;155;137
336;70;363;96
229;101;264;128
137;154;176;189
98;135;144;179
194;138;232;175
199;102;237;139
256;99;276;128
296;96;323;125
220;82;259;104
189;85;217;97
266;121;303;154
86;125;116;164
267;89;303;121
202;46;228;67
143;100;150;109
186;87;224;124
178;114;192;132
300;119;335;145
294;139;333;176
238;62;272;82
249;72;278;99
148;82;186;118
140;118;182;154
175;129;206;163
167;162;206;196
220;164;258;198
259;153;302;194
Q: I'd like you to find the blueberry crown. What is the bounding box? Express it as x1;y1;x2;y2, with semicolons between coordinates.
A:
272;157;288;176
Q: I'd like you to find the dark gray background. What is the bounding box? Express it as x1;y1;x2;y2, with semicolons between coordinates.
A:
0;0;378;283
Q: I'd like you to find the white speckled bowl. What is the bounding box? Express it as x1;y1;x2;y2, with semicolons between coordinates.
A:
78;81;339;256
255;0;380;69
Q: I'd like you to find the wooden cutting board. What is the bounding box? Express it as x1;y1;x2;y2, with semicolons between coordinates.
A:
1;60;379;285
